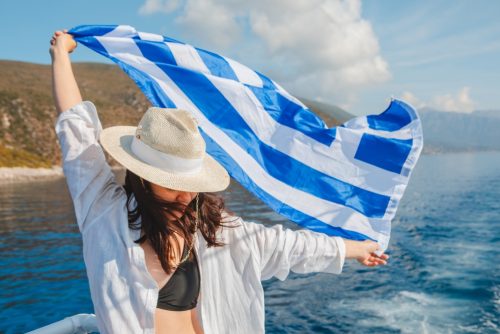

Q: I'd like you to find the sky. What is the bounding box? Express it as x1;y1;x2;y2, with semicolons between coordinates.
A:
1;0;499;116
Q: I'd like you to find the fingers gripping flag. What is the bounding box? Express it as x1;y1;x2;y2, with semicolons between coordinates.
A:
69;25;423;251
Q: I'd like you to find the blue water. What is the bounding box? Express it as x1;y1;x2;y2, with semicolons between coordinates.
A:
1;151;499;333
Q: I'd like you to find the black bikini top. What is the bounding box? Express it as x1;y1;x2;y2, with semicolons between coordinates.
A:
156;242;200;311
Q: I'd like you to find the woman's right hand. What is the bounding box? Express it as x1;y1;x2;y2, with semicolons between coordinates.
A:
49;30;77;58
344;239;389;267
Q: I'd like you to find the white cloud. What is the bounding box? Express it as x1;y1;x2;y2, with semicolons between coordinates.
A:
400;91;426;109
431;87;475;113
139;0;181;15
138;0;391;107
174;0;241;49
400;87;476;113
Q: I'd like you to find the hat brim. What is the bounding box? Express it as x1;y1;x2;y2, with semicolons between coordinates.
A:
100;126;230;192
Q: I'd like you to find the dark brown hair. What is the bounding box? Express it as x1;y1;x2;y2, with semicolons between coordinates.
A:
123;170;236;274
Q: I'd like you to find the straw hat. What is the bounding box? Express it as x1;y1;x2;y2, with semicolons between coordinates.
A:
100;107;230;192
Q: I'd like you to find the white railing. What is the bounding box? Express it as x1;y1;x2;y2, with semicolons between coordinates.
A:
26;313;98;334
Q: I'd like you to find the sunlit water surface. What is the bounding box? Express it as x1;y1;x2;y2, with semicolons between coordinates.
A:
1;151;499;333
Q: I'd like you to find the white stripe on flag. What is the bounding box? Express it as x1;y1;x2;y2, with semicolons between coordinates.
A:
104;25;137;38
167;43;211;75
138;31;164;42
223;56;263;88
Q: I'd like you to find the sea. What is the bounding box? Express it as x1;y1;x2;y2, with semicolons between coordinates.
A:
1;151;499;334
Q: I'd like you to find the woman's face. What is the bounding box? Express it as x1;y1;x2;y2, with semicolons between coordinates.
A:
149;183;198;219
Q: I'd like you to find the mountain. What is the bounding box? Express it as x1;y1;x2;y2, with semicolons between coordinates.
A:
0;60;153;167
299;98;353;124
473;109;500;119
418;107;500;153
0;60;348;168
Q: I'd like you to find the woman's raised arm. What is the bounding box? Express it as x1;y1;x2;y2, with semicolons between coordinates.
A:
50;30;124;234
50;30;81;114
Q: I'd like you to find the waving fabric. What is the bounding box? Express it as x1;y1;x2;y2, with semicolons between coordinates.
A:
69;24;423;251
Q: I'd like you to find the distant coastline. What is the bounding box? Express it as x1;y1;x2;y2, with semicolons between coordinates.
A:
422;146;500;155
0;166;126;183
0;166;63;183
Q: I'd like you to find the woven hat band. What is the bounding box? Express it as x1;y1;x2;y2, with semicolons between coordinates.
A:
131;136;203;174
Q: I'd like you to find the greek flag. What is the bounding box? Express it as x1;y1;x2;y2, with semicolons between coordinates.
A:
69;25;423;251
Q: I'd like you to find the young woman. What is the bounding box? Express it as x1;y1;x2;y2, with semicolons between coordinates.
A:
50;30;388;334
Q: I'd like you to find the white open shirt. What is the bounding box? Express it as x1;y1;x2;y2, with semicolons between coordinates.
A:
55;101;346;334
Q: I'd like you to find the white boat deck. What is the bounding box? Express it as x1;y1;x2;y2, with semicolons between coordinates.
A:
26;314;98;334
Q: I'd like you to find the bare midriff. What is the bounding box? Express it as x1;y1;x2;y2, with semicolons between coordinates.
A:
141;237;204;334
155;308;203;334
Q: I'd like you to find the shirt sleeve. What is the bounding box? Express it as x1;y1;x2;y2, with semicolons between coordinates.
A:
241;219;346;281
55;101;125;234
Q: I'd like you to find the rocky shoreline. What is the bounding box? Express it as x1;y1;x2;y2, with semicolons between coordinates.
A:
0;166;126;183
0;166;64;183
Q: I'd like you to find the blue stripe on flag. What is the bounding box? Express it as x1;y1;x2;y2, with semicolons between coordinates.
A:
135;39;178;67
255;72;277;90
118;62;177;108
354;133;413;174
201;130;376;241
72;36;109;59
196;49;239;81
247;85;335;145
254;72;333;143
366;99;413;131
69;25;118;38
154;65;390;217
